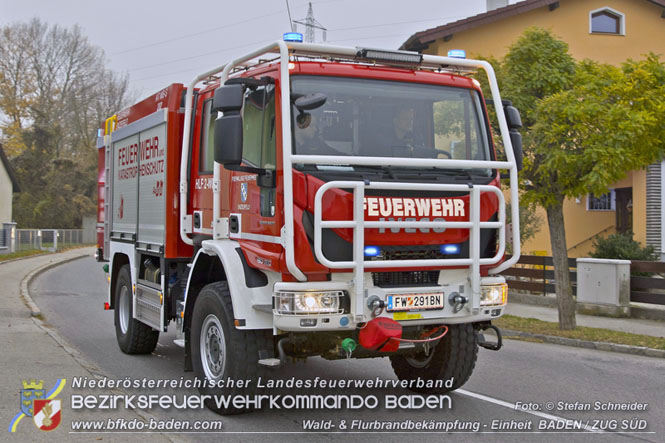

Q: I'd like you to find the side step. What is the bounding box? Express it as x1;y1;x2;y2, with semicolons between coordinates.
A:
252;304;272;314
258;358;281;367
135;284;162;331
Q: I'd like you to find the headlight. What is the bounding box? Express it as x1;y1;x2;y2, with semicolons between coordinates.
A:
481;284;507;307
274;291;343;315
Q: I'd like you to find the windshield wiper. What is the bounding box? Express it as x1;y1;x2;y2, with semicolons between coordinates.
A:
354;165;399;179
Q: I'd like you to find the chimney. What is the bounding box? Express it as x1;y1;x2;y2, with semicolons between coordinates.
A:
487;0;509;11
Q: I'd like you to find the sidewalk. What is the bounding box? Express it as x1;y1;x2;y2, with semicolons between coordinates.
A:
0;248;173;442
506;302;665;338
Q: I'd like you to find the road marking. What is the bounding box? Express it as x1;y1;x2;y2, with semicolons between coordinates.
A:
457;389;602;433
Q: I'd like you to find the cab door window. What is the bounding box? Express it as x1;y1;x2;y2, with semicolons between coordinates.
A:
199;99;215;174
242;85;276;170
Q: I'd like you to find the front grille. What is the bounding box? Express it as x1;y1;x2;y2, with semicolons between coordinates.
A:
372;271;440;287
368;245;460;261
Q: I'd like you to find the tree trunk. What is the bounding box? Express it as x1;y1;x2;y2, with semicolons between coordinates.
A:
545;200;576;330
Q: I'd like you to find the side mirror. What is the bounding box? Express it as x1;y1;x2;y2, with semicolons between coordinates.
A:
294;93;327;111
214;114;243;166
504;105;522;130
213;84;244;113
510;130;523;171
213;84;244;167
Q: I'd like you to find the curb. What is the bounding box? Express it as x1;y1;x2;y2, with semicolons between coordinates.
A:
501;328;665;359
19;249;184;443
20;250;93;317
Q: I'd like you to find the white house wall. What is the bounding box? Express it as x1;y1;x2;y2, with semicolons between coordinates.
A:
0;161;13;223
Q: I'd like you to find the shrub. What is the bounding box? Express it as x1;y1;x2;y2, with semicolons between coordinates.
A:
590;233;656;261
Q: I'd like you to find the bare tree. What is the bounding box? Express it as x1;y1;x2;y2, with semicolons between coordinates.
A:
0;18;131;228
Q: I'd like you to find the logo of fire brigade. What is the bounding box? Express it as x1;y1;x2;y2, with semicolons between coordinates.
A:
240;183;248;202
9;379;66;433
33;399;61;431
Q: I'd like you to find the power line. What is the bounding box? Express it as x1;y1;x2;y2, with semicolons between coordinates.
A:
127;37;273;73
327;32;412;43
111;10;284;56
111;0;337;56
133;38;276;82
326;15;463;32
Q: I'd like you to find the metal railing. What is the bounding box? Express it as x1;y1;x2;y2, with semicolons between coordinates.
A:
15;229;85;252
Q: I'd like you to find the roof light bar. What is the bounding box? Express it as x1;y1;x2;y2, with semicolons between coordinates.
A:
447;49;467;59
356;48;423;65
284;32;304;42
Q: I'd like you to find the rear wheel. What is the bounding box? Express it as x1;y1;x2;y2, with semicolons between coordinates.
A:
390;323;478;393
191;281;270;415
114;265;159;354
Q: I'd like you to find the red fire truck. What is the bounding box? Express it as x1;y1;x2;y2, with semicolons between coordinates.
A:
98;36;523;414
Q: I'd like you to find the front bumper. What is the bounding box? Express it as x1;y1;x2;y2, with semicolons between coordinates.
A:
273;270;506;332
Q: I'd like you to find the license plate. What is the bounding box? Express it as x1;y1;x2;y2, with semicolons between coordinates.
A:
387;293;444;312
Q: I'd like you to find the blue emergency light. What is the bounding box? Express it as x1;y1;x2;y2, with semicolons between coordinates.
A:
364;246;381;257
283;32;304;43
441;244;461;254
447;49;466;59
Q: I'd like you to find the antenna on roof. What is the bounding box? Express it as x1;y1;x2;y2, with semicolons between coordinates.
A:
285;0;295;32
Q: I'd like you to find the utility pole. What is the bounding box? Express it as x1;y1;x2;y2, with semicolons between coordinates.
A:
293;2;327;43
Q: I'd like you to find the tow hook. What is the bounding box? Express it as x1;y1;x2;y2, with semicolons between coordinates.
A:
367;296;385;317
448;292;469;313
478;324;503;351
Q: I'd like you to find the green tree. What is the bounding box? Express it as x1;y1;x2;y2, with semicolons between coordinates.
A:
485;28;665;329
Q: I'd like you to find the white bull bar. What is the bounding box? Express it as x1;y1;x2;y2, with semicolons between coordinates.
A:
311;180;505;320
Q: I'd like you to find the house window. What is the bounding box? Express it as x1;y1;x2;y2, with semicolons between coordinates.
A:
587;190;616;211
590;7;625;35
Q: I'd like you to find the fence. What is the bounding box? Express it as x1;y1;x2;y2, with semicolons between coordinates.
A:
501;255;665;306
501;255;578;296
15;229;85;252
630;261;665;305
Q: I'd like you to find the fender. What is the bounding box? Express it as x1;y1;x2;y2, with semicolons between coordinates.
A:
183;239;277;330
107;241;136;308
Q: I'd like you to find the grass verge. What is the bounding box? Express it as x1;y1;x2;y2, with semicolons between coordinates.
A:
494;314;665;351
0;244;95;263
0;249;47;262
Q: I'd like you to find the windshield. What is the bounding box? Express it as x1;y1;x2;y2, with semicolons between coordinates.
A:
291;76;492;172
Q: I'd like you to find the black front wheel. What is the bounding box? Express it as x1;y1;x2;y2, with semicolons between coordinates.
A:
190;281;271;415
390;323;478;393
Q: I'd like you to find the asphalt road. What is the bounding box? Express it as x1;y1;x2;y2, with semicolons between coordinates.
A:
29;255;665;443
